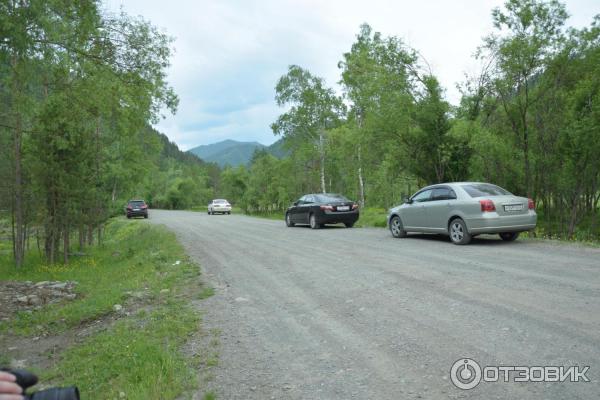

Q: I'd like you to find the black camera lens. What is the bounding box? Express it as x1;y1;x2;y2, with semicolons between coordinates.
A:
28;386;80;400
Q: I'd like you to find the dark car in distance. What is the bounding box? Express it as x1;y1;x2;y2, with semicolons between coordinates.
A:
286;193;359;229
126;199;148;219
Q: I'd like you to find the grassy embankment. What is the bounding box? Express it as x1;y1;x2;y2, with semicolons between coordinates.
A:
0;219;216;399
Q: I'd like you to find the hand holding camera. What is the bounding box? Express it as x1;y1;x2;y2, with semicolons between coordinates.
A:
0;369;79;400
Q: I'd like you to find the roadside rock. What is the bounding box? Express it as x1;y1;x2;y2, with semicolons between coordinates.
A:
0;280;79;321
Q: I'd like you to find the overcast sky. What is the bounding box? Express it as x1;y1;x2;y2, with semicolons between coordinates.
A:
104;0;597;150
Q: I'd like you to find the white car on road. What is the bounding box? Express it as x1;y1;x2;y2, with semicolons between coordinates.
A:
208;199;232;215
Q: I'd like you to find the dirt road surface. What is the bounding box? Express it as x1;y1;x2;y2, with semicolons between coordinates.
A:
150;210;599;400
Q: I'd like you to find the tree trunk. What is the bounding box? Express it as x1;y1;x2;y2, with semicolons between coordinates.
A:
87;224;94;246
79;225;85;251
12;54;25;267
63;223;69;264
111;181;117;202
318;131;326;194
357;144;365;207
524;129;531;198
567;185;583;239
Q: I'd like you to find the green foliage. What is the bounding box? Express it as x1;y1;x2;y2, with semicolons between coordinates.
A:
235;6;600;241
1;3;216;266
1;218;204;399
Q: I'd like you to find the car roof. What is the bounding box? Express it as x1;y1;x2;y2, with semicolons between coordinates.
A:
128;199;145;202
305;193;346;197
419;182;490;190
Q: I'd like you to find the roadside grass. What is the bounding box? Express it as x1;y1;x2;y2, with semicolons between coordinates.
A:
1;221;194;336
198;286;215;299
0;218;210;399
354;208;388;228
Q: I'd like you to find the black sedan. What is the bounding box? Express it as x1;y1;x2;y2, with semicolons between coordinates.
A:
285;193;359;229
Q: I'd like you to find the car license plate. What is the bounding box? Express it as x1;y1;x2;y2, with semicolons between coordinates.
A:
504;204;523;212
133;208;140;211
337;206;350;211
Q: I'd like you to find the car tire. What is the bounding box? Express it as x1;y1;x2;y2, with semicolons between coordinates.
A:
309;213;321;229
127;215;131;219
285;213;295;227
449;218;471;245
144;214;148;219
389;215;407;238
499;232;519;241
344;222;354;228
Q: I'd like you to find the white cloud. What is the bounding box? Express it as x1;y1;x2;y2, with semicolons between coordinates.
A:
105;0;600;149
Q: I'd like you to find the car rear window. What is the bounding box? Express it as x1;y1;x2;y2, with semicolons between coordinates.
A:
214;199;228;204
129;201;145;206
461;184;511;197
314;194;350;203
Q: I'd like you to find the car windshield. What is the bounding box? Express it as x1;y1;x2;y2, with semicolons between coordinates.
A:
129;201;145;206
314;194;350;203
461;184;512;197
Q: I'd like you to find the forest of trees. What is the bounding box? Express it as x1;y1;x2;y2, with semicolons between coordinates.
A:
219;0;600;241
0;1;217;267
2;0;599;269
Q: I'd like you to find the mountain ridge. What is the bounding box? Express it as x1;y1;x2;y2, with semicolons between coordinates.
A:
187;139;286;167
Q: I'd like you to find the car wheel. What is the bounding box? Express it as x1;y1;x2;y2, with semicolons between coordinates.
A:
144;214;148;219
127;215;131;219
309;213;320;229
285;213;295;227
499;232;519;241
389;215;407;238
228;211;231;215
449;218;471;245
344;222;354;228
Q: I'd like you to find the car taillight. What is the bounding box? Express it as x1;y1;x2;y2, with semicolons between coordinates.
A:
352;203;359;210
142;204;148;209
479;199;496;212
127;206;132;210
320;205;334;211
528;198;535;210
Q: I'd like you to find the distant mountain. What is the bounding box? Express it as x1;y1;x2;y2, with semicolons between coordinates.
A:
187;139;288;167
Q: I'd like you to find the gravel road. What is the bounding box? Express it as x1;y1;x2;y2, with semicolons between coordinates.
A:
150;210;600;400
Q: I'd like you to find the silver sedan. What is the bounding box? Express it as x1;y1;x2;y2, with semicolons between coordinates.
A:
387;182;537;245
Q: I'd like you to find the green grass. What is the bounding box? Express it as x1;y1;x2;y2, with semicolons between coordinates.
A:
1;221;196;335
354;208;388;228
1;219;209;399
198;286;215;300
47;304;198;399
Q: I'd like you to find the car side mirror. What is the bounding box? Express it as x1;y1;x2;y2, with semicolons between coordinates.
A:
293;201;298;206
404;197;413;204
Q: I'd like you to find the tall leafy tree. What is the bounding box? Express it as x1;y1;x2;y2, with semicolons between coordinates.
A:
272;65;345;193
480;0;568;196
339;24;417;204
